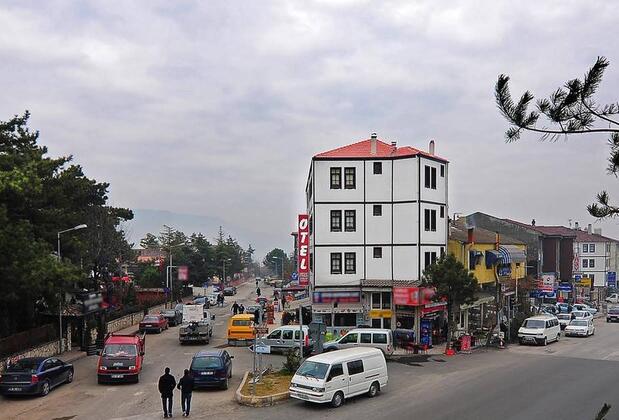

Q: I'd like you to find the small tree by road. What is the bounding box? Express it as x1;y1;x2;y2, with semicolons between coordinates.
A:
422;254;479;351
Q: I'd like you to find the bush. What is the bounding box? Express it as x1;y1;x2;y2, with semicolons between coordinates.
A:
281;349;302;374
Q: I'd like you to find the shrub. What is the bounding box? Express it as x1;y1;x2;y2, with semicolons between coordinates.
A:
281;349;302;374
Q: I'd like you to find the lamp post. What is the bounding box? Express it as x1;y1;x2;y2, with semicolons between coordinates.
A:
222;258;232;286
273;257;284;281
56;223;87;353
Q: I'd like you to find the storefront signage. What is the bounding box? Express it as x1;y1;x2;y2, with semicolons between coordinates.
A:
298;214;309;287
608;272;617;287
421;302;447;315
178;266;189;281
312;291;360;304
575;277;592;287
369;309;393;319
313;306;362;314
393;287;435;306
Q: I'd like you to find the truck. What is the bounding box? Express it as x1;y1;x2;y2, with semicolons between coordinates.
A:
179;304;215;344
97;333;145;384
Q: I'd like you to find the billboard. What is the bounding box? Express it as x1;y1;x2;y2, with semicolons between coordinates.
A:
298;214;309;287
178;266;189;281
393;287;435;306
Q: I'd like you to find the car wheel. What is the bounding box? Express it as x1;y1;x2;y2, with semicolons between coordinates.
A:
368;381;379;398
222;377;229;390
41;380;51;396
67;370;74;384
158;328;161;333
556;333;560;342
542;337;547;346
331;391;344;408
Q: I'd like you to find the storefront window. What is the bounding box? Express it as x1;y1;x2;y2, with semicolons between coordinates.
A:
382;292;391;309
371;318;381;328
371;293;381;309
334;313;357;326
383;318;392;330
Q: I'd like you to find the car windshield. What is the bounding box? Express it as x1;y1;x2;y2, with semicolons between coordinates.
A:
296;361;329;379
103;344;137;357
609;308;619;314
572;312;586;318
523;319;545;329
192;356;222;369
162;311;175;316
9;359;41;372
143;316;159;322
570;320;588;326
232;319;252;326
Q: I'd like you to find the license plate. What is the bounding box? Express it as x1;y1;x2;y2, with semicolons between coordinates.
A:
524;337;535;342
201;372;214;375
111;374;124;379
8;387;22;392
146;325;152;327
296;393;309;400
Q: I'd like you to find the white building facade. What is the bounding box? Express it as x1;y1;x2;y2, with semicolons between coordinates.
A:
306;134;448;334
572;225;619;289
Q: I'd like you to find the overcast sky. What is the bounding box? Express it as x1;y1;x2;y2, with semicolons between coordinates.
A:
2;1;619;257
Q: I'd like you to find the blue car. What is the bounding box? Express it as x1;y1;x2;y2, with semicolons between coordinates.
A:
0;357;74;397
190;350;234;390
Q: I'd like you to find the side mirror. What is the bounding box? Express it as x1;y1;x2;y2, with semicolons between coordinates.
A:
230;356;235;359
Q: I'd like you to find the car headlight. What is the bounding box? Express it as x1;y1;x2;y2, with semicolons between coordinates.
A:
100;366;107;370
312;387;324;392
128;366;136;370
291;383;298;388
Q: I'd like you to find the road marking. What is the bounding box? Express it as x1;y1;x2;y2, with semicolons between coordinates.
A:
133;391;144;396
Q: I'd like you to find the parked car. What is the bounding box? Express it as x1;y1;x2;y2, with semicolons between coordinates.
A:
227;314;255;345
0;357;74;396
564;319;595;337
289;347;388;408
539;304;558;315
262;325;313;355
192;297;211;309
571;310;594;321
190;350;234;389
573;303;598;315
323;328;394;356
518;314;560;346
160;309;183;326
557;313;572;330
139;314;168;333
223;286;237;296
607;306;619;322
556;303;573;313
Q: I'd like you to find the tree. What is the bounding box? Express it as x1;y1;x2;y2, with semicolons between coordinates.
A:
421;254;479;350
140;233;159;249
495;56;619;219
263;248;289;278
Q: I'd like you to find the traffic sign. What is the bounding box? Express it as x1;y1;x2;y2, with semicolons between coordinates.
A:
291;272;298;281
255;344;271;354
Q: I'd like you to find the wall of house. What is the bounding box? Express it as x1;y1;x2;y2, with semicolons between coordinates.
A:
575;240;609;287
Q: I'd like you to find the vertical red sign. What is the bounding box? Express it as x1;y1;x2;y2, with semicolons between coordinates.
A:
178;266;189;282
298;214;309;287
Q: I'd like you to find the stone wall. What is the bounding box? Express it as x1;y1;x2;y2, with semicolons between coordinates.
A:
0;339;67;373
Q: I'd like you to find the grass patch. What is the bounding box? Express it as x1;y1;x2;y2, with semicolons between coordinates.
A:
241;371;294;397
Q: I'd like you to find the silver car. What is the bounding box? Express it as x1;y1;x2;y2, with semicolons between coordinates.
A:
323;329;394;356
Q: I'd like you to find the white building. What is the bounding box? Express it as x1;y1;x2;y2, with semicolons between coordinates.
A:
305;134;449;333
572;223;619;288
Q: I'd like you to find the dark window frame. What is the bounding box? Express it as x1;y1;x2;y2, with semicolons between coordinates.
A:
373;204;382;216
344;167;356;189
424;209;437;232
330;210;342;232
373;162;382;174
330;167;342;189
344;210;356;232
330;253;342;274
344;252;356;274
373;247;382;259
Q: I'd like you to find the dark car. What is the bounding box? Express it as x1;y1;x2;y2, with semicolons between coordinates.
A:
190;350;234;390
0;357;74;397
160;309;183;326
223;287;237;296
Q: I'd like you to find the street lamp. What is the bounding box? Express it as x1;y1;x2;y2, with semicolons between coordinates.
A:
273;257;284;280
222;258;232;286
56;223;87;353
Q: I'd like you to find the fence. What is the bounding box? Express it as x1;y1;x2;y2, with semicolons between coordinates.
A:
0;324;58;359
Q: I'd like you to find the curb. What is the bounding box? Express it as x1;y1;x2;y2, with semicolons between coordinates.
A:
235;371;290;407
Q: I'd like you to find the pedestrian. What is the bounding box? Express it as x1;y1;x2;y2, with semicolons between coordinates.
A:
256;287;261;297
176;369;194;417
254;308;261;324
232;301;239;315
158;367;176;418
239;303;245;314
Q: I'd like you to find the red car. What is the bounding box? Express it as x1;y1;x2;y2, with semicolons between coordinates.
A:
139;314;168;333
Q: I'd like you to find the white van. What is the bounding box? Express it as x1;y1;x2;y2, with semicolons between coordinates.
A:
289;347;388;408
323;329;394;356
518;314;561;345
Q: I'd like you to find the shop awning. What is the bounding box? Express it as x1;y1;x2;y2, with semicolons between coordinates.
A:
460;295;495;310
498;245;527;264
485;250;502;268
286;297;311;311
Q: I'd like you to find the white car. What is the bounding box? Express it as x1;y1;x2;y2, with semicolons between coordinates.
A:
571;310;593;321
564;319;595;337
606;294;619;304
556;313;572;330
573;303;597;315
518;315;561;346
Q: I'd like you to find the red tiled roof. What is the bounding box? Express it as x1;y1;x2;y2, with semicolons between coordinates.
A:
503;219;618;241
314;138;448;162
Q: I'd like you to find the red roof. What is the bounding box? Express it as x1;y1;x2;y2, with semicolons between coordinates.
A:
504;219;618;241
314;138;448;162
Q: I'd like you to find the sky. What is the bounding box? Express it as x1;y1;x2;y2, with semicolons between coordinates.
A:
1;1;619;258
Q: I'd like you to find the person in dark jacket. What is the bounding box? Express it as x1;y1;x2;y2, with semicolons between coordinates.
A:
176;369;194;417
158;367;176;418
239;303;245;314
231;301;239;315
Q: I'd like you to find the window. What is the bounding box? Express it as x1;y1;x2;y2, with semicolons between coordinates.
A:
373;204;382;216
330;210;342;232
330;167;341;189
373;333;388;344
360;333;372;344
371;318;382;328
344;210;356;232
327;364;343;381
371;292;391;309
294;330;304;340
309;216;313;234
582;259;589;268
373;162;382;174
373;247;382;259
425;251;437;268
607;243;611;253
424;165;437;189
330;253;342;274
440;164;445;177
383;318;392;329
267;330;281;339
583;244;589;253
340;333;358;344
440;246;445;256
347;360;364;375
590;274;595;283
282;330;293;340
590;244;596;253
310;253;313;271
344;167;356;189
345;252;356;274
440;206;444;218
381;292;391;309
371;292;381;309
424;209;437;231
589;259;595;268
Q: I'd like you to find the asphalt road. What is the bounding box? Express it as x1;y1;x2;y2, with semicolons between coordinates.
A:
5;301;619;420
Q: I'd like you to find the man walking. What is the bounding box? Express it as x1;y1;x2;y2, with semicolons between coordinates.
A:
176;369;195;417
239;303;245;314
232;301;239;315
158;367;176;418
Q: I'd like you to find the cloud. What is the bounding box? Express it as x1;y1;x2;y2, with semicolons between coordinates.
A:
1;0;619;257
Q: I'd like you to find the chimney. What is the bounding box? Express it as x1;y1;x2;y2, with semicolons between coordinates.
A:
391;141;397;147
587;223;592;234
370;132;377;155
531;219;536;226
495;232;500;250
467;228;475;244
575;221;579;230
429;139;435;155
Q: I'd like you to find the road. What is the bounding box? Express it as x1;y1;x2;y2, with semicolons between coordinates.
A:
5;303;619;420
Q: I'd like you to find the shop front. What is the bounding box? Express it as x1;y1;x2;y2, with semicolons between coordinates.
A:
393;286;437;345
312;290;363;336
